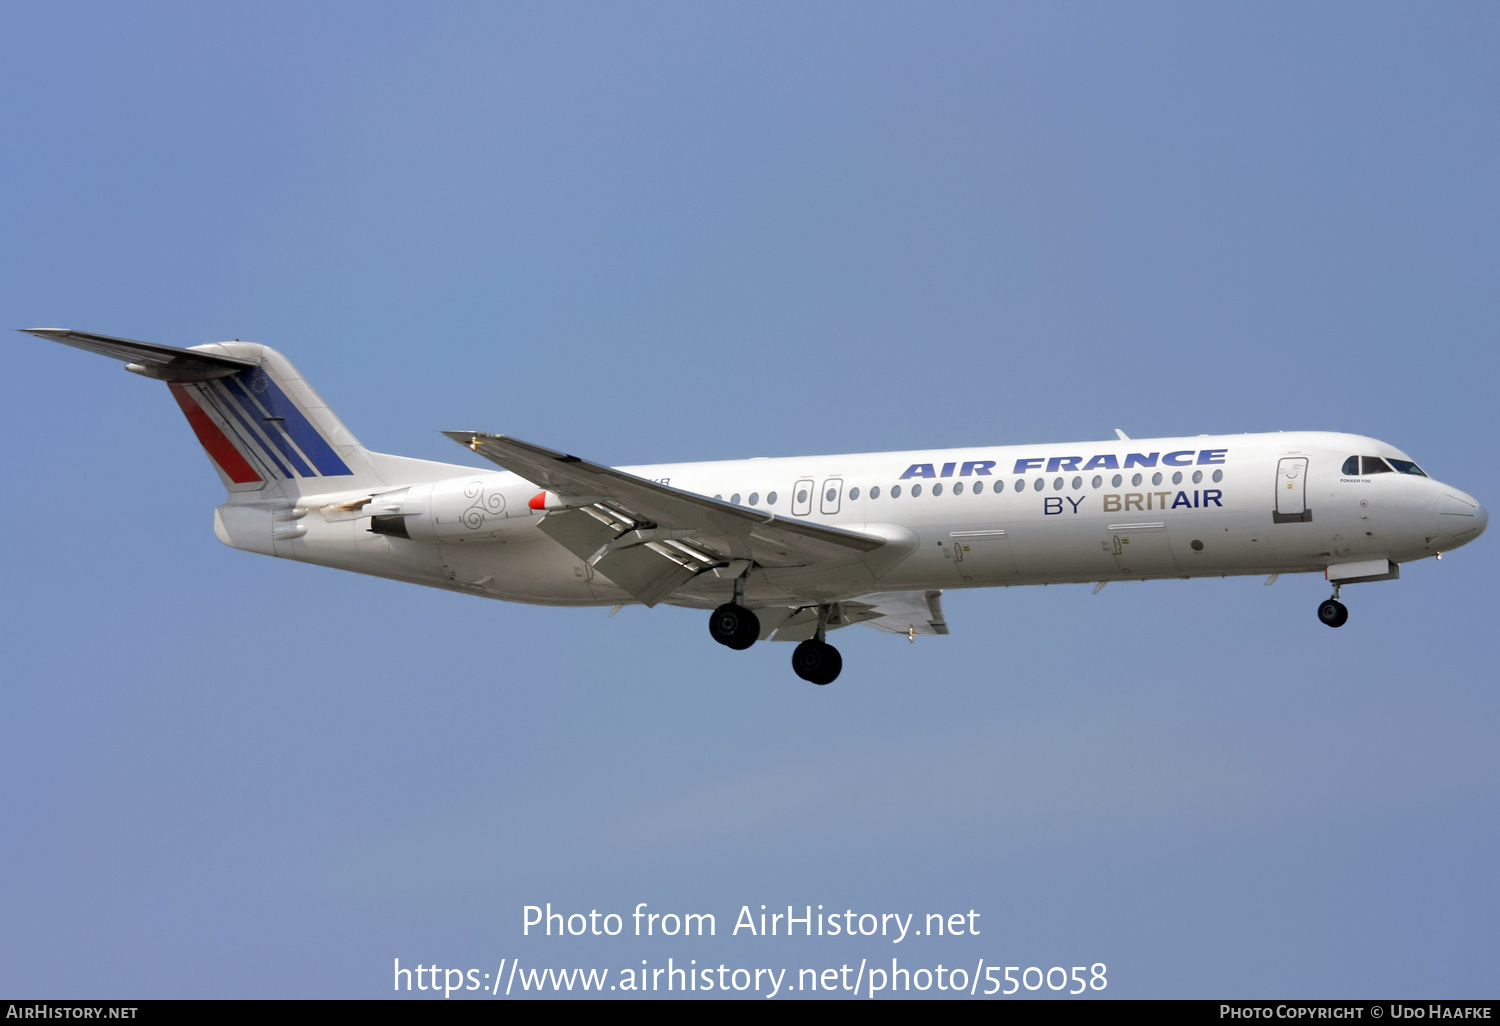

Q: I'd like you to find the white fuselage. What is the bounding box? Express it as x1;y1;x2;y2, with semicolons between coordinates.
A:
238;430;1486;611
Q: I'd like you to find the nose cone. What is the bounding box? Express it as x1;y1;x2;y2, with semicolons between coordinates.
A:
1436;490;1487;549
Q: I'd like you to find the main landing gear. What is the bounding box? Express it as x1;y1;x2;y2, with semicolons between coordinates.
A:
1317;583;1349;628
791;604;842;686
792;637;842;686
706;578;843;685
708;573;760;650
708;602;760;650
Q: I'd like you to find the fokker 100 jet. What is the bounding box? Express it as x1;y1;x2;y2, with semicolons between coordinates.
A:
21;329;1488;684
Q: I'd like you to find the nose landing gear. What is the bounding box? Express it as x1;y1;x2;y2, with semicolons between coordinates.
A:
1317;583;1349;628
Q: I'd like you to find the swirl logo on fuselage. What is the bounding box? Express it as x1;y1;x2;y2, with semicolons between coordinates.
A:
461;481;505;529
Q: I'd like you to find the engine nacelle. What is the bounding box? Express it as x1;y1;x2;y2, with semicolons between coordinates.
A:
363;474;535;542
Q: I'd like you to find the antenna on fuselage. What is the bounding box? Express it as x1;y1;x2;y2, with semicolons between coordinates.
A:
1114;428;1130;441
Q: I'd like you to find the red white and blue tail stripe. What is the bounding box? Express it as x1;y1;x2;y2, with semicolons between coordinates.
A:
167;366;354;485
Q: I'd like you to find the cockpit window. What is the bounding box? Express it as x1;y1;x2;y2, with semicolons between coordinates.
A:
1387;458;1427;477
1343;454;1419;476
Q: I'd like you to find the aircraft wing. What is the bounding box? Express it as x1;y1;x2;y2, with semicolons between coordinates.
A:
444;431;887;606
756;590;950;641
852;589;949;636
19;328;256;381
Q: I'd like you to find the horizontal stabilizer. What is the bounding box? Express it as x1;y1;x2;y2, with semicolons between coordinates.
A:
19;328;256;381
20;330;391;494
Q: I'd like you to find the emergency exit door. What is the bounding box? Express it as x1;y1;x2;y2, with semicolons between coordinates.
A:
791;479;815;516
819;478;843;515
1274;457;1311;523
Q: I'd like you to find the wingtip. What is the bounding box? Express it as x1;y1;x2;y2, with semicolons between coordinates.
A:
441;430;487;453
442;429;505;441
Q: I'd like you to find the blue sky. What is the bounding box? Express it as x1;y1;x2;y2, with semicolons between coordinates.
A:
2;2;1496;998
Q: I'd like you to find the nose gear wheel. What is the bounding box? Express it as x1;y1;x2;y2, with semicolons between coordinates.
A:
1317;598;1349;628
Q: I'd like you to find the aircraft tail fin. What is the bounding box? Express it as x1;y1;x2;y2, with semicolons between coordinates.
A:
21;329;390;498
167;342;377;495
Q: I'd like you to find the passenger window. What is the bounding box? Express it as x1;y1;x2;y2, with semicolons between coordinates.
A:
1092;475;1102;488
912;484;923;496
932;483;943;496
869;486;880;499
849;487;860;500
891;485;902;498
1342;455;1360;475
1151;472;1163;486
971;480;983;494
730;493;740;504
952;481;963;494
1015;479;1024;493
1171;471;1182;485
1112;474;1122;487
749;492;759;506
1192;470;1202;484
767;491;778;504
1212;470;1223;483
1362;456;1393;475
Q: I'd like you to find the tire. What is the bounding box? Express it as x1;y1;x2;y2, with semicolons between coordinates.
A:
792;640;843;685
709;603;760;650
1317;599;1349;628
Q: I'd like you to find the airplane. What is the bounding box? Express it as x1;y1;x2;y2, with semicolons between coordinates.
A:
19;328;1489;685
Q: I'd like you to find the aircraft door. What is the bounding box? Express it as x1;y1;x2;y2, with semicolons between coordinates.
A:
791;479;815;517
1274;457;1311;523
819;478;843;515
1106;523;1180;576
949;530;1020;583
